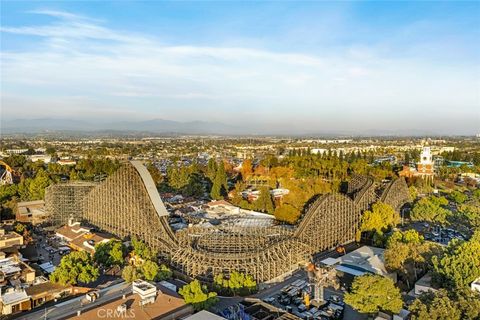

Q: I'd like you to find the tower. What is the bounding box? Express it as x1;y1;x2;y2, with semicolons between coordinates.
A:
416;147;434;179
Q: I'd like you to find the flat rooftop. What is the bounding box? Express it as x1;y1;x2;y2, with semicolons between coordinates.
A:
70;286;190;320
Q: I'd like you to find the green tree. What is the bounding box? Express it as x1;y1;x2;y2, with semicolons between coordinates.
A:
210;173;224;200
385;230;441;288
157;264;173;281
213;271;257;296
50;251;99;285
409;289;480;320
122;265;141;283
344;274;403;315
28;169;51;200
432;231;480;289
141;260;160;281
357;202;400;242
255;187;274;214
179;280;218;311
410;196;451;224
94;240;125;267
131;237;155;260
449;191;467;204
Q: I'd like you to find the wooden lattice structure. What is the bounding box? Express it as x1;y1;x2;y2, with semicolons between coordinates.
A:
45;181;97;226
45;162;410;282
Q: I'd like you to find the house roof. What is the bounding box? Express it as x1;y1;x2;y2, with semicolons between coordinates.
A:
25;282;70;297
56;225;90;241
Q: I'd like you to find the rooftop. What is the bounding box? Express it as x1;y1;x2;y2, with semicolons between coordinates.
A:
70;285;189;320
185;310;226;320
334;246;389;277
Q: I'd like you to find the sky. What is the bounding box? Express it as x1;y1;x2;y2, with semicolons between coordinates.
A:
1;1;479;135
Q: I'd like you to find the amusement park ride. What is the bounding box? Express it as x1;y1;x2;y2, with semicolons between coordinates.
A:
0;160;16;185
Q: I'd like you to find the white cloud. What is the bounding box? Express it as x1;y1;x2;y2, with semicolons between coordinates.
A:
1;10;479;133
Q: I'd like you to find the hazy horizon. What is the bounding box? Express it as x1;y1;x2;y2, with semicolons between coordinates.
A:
1;2;479;135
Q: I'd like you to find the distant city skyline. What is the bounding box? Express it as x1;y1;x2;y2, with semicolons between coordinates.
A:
1;1;479;135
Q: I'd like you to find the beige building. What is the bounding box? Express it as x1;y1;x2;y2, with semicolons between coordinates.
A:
16;200;49;225
0;229;23;251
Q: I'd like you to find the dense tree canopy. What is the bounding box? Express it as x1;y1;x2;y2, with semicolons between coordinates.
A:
448;191;468;204
94;240;125;267
409;289;480;320
410;196;451;224
385;230;442;289
122;265;141;283
344;274;403;315
50;251;99;285
432;231;480;289
357;202;400;242
131;236;156;261
179;280;218;311
213;271;257;296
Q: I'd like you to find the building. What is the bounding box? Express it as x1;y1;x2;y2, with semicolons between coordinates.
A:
16;200;49;225
71;283;192;320
5;149;28;155
321;246;397;287
399;146;435;181
25;282;73;309
416;147;434;177
28;155;52;163
0;229;23;251
132;280;157;305
0;288;31;315
185;310;226;320
471;277;480;293
56;220;115;254
57;159;77;166
412;273;437;297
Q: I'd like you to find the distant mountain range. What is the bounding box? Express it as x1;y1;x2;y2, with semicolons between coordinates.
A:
1;118;243;135
0;118;468;137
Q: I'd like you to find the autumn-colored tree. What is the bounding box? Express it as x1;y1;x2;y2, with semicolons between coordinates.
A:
241;159;253;181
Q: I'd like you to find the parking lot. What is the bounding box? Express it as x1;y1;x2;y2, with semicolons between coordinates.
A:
259;277;365;320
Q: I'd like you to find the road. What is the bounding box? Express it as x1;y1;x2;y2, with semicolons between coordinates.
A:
15;281;131;320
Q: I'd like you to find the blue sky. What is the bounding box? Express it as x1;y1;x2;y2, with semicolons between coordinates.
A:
1;1;479;134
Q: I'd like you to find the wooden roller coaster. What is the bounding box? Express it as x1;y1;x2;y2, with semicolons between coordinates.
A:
45;161;410;282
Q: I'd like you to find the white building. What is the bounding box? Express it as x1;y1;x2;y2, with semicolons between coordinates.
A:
132;280;157;305
471;277;480;293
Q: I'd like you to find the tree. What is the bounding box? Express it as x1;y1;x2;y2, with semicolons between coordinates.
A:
146;163;163;187
255;187;274;214
131;237;155;260
142;260;160;281
28;169;51;200
157;263;173;281
94;240;125;267
384;230;441;288
408;186;418;201
274;204;301;224
122;265;141;283
241;159;253;181
410;196;451;224
344;274;403;315
210;173;224;200
179;280;218;311
50;251;99;285
357;202;400;242
409;289;480;320
449;191;467;205
432;231;480;289
213;271;257;296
